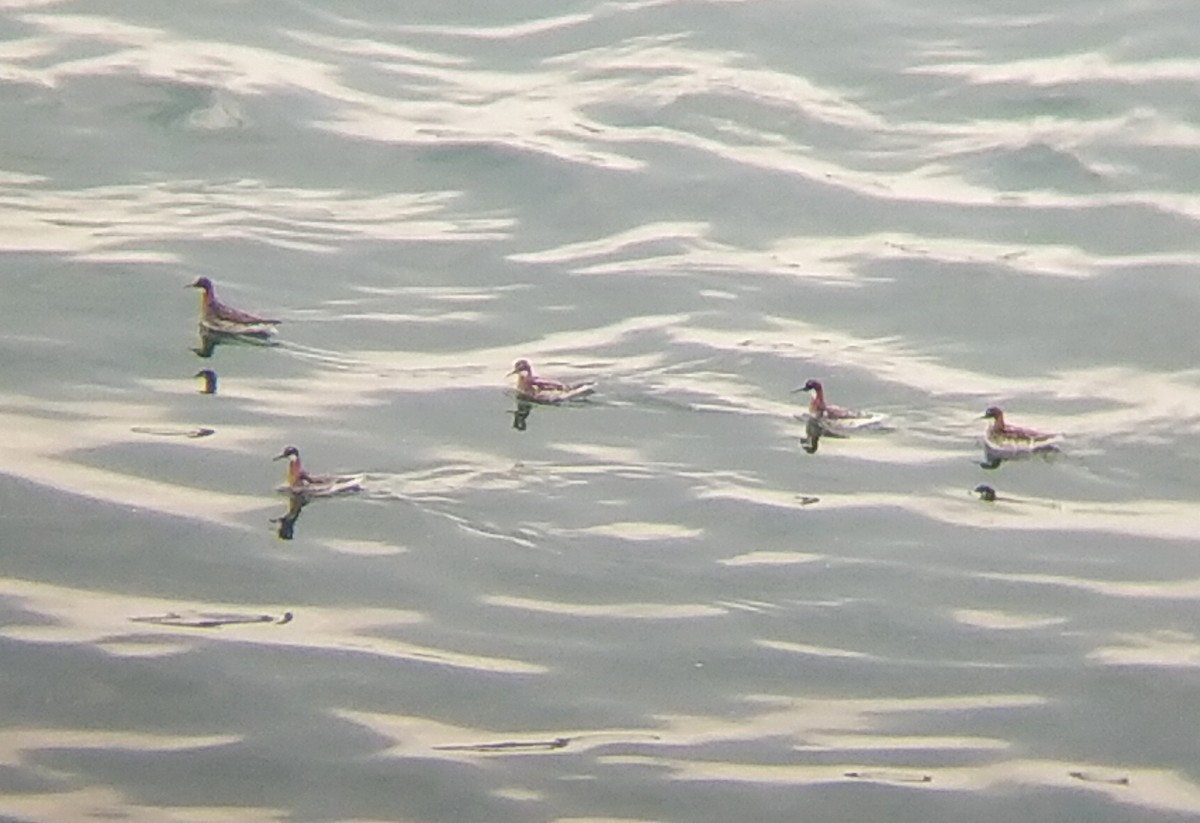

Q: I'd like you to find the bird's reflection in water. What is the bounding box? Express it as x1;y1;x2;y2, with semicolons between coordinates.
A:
980;442;1060;470
801;416;824;454
271;492;310;540
193;329;220;359
800;416;856;455
195;369;217;394
510;399;533;431
193;327;278;359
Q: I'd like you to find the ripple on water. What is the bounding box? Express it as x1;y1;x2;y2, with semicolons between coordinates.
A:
951;609;1069;631
1088;631;1200;668
482;595;726;621
719;551;825;567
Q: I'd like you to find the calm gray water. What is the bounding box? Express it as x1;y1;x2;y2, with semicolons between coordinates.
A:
1;1;1199;820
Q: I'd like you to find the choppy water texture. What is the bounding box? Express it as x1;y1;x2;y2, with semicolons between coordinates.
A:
1;0;1199;820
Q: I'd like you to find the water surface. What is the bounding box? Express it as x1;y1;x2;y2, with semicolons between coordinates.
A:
1;1;1199;820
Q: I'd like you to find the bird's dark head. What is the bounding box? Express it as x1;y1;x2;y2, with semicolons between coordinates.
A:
792;378;822;394
274;445;300;461
194;369;217;393
973;484;997;502
981;406;1003;420
188;276;213;292
508;359;532;377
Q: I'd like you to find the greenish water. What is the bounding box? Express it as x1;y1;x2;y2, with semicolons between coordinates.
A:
0;1;1198;821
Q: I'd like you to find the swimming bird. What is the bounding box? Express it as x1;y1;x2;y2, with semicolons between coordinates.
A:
792;379;864;420
507;359;595;404
194;369;217;394
792;379;886;433
273;445;362;496
188;277;280;334
980;406;1057;448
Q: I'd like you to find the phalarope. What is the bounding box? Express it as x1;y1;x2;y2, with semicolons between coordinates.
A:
188;277;280;335
507;359;595;404
793;379;883;431
980;406;1057;449
273;446;362;496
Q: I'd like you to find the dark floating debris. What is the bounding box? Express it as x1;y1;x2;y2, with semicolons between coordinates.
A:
130;426;215;439
435;737;572;753
130;611;294;629
1069;770;1130;786
844;770;932;784
434;731;661;754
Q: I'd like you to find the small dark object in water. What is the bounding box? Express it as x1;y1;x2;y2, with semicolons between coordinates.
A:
195;369;217;394
435;736;571;753
844;770;932;783
130;611;292;629
130;426;215;439
974;484;997;502
1069;770;1129;786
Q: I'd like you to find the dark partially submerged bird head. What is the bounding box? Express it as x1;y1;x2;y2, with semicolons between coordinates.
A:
194;369;217;393
973;484;997;502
